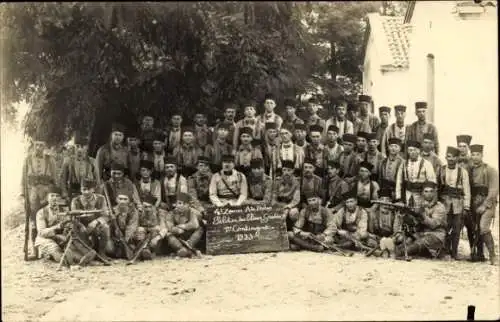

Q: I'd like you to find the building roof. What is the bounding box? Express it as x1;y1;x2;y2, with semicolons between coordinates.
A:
364;13;411;71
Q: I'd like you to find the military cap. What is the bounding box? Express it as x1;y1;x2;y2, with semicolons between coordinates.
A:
265;122;277;130
456;135;472;145
327;125;339;133
111;123;126;133
239;127;254;136
281;160;295;169
110;162;125;172
177;192;191;203
366;132;377;141
142;195;157;206
342;189;358;201
74;132;89;146
164;156;178;166
197;156;211;165
283;98;296;108
470;144;484;153
308;97;318;104
422;181;437;189
294;123;306;131
309;124;323;133
415;101;428;109
379;106;391;114
446;146;460;157
406;140;421;149
153;132;166;142
357;131;369;139
422;133;434;142
250;158;264;169
359;161;374;172
139;159;154;170
394;105;407;112
182;127;195;135
378;187;393;199
342;133;357;144
326;160;341;169
347;102;359;111
48;185;62;195
358;95;372;103
218;122;231;130
81;178;96;189
264;93;276;101
388;138;402;146
221;154;235;162
303;158;316;167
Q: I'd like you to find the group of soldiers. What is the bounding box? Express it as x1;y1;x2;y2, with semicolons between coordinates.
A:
22;93;498;267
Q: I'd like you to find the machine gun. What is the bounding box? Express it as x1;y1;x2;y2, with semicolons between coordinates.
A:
57;209;112;270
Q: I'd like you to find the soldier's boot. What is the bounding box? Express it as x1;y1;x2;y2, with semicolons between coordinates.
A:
79;250;97;267
450;232;460;260
167;236;191;257
289;236;324;252
483;232;498;266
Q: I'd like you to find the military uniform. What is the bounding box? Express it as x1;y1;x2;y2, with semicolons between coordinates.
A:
172;141;204;178
272;161;301;230
381;122;410;157
204;138;234;168
165;126;183;155
95;123;128;184
135;197;168;257
421;151;442;181
161;160;188;210
324;117;354;137
378;153;404;200
324;170;349;212
107;203;139;258
300;171;325;205
331;196;372;250
209;160;248;207
233;117;263;149
98;163;141;207
406;102;440;154
246;159;273;204
194;124;213;148
187;158;213;215
235;142;263;178
359;149;385;182
322;141;343;166
338;134;360;184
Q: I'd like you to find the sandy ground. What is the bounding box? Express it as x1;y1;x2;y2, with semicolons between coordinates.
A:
2;216;499;322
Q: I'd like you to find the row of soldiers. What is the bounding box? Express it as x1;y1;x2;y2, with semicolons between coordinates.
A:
22;94;498;265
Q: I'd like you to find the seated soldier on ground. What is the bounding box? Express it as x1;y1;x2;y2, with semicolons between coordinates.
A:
36;186;97;266
134;195;169;260
288;193;335;252
165;192;203;258
272;160;301;231
331;190;375;251
246;158;273;204
393;181;447;260
106;193;139;259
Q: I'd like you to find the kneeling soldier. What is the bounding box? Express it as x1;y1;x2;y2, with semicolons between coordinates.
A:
107;193;139;259
36;186;96;266
246;158;273;204
165;192;203;258
273;160;301;230
134;195;168;259
288;193;335;252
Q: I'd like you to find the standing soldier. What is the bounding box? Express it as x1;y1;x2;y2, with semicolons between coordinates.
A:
374;106;390;146
135;195;168;259
173;127;204;178
395;141;437;209
95;123;128;185
287;193;335;252
188;156;214;216
246;158;273;204
213;103;237;145
161;156;188;211
61;132;98;202
126;129;142;182
138;115;162;153
407;102;440;154
324;161;350;212
469;144;498;265
272;160;301;230
323;125;343;166
209;155;248;207
439;146;471;260
421;133;442;179
107;193;139;259
381;105;409;156
293;123;309;150
262;122;281;177
234;127;263;177
22;136;58;259
360;132;385;182
357;95;380;133
338;134;360;184
300;159;325;206
324;101;354;138
204;122;234;170
278;125;305;174
165;192;203;258
281;98;304;133
304;125;325;172
256;93;283;130
378;138;404;199
303;102;326;134
233;101;263;149
146;132;167;181
98;162;141;208
135;160;162;209
165;113;184;155
193;113;213;148
456;134;473;169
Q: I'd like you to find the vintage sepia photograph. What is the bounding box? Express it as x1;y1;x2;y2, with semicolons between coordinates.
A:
1;1;498;321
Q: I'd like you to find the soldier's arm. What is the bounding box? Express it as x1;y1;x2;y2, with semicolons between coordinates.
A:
209;174;224;207
179;209;200;231
484;166;499;209
125;208;139;242
236;173;248;205
36;209;58;238
422;203;446;229
461;169;471;211
292;209;306;234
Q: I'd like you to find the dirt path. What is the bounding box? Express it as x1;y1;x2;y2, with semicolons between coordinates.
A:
2;223;499;321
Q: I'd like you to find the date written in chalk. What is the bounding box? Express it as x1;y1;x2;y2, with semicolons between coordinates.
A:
223;224;274;234
212;213;283;225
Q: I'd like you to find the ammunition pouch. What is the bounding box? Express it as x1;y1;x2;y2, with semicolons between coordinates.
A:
441;186;464;198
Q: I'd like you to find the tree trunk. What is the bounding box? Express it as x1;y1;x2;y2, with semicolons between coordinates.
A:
329;40;337;84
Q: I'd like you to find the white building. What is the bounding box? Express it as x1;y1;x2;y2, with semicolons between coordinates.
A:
363;0;498;165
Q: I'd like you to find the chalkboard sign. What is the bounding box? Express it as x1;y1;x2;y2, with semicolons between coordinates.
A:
205;204;290;255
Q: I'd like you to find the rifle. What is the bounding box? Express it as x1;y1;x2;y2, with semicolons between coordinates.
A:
126;232;153;265
470;210;481;261
306;234;354;257
102;182;134;260
178;238;202;258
